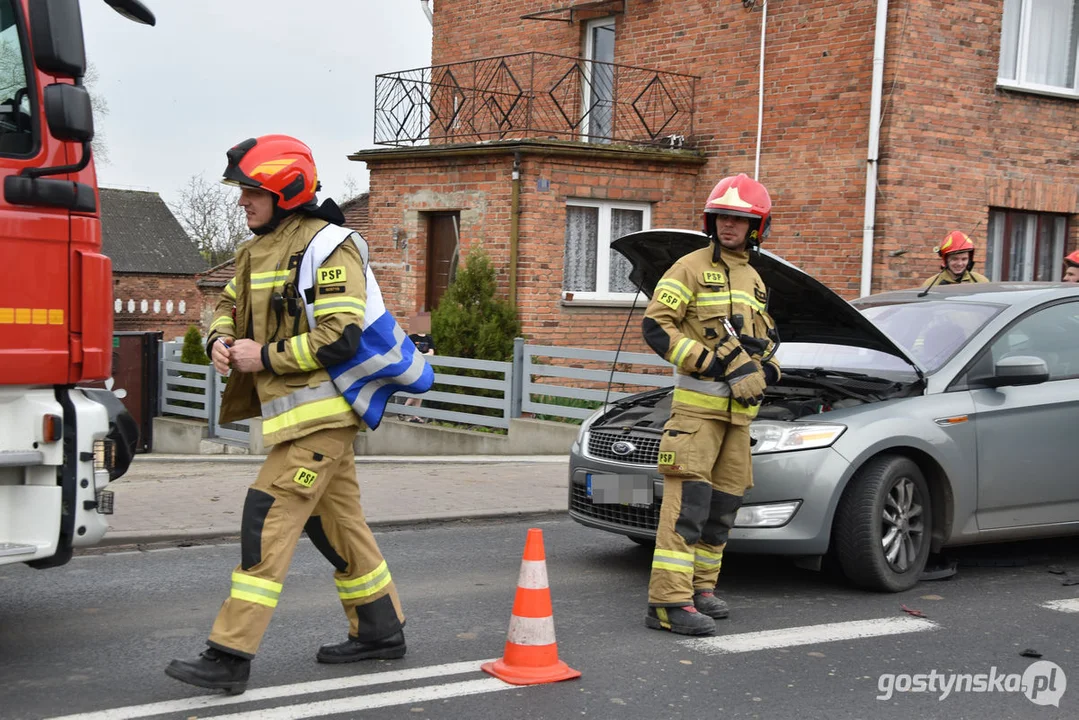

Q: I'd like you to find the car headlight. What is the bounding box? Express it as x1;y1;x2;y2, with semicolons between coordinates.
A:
749;422;845;455
575;405;610;445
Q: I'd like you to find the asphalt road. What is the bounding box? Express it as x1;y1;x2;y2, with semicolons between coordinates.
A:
2;518;1077;720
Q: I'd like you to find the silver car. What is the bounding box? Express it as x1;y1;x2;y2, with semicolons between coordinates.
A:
568;229;1079;592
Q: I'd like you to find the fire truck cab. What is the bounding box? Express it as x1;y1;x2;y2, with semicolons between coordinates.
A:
0;0;152;568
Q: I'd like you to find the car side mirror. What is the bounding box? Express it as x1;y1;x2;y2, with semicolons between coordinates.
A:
982;355;1049;388
44;83;94;142
29;0;87;78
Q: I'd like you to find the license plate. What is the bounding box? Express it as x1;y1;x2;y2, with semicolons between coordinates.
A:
587;473;653;506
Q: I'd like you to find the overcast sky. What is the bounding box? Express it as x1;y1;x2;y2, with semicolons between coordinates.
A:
81;0;433;207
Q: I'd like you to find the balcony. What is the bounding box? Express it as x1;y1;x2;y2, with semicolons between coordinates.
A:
373;52;697;149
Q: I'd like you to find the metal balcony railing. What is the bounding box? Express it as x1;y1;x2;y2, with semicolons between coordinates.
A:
373;52;697;148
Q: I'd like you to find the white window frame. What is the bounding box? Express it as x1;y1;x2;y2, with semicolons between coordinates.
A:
581;16;616;141
997;0;1079;99
563;198;651;304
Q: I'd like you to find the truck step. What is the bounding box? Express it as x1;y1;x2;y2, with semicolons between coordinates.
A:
0;542;38;558
0;450;45;467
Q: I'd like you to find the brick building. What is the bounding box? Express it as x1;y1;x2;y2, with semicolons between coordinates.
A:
100;188;207;339
351;0;1079;351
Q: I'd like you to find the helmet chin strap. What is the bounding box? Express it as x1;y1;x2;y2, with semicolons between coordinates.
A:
250;199;295;236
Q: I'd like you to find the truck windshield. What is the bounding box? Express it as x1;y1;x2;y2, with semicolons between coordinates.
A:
0;0;31;155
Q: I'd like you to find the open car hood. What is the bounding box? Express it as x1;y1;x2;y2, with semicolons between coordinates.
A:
611;229;920;368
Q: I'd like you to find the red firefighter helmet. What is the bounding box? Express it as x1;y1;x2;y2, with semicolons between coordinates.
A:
1065;249;1079;268
934;230;976;270
222;134;319;211
702;173;772;244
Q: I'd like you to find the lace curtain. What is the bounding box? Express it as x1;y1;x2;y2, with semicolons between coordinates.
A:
1026;0;1078;88
563;205;598;292
609;209;642;293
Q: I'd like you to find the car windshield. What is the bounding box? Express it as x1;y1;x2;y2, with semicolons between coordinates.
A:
774;300;1002;376
858;300;1003;372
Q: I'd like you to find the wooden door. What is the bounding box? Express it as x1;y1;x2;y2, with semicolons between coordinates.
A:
426;212;459;311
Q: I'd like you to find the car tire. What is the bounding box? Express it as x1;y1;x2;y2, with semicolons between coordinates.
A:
833;455;932;593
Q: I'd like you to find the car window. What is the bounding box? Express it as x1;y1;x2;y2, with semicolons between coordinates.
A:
988;301;1079;380
857;301;1002;373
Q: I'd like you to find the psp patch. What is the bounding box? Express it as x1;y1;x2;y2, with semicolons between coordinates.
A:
293;467;318;488
702;270;726;285
658;451;676;466
657;289;682;309
318;266;346;284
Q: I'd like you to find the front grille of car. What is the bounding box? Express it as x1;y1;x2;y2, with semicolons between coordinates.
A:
586;431;660;466
570;484;659;531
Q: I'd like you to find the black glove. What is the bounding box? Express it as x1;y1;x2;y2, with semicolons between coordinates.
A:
738;334;769;358
762;360;779;385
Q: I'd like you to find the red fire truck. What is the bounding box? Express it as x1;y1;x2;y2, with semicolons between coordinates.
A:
0;0;153;568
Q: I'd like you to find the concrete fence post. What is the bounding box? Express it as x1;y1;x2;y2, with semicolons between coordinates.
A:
510;337;524;419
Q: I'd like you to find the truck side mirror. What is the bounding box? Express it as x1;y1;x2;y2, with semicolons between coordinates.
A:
29;0;87;78
44;83;94;142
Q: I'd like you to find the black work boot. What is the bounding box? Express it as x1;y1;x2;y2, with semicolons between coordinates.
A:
165;647;250;695
645;605;715;636
693;590;730;619
316;629;407;664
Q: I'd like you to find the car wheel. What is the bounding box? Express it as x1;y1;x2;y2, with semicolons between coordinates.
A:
833;455;932;592
629;536;655;548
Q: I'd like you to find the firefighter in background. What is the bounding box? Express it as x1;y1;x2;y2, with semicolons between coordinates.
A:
641;174;780;636
921;231;989;288
1064;250;1079;283
166;136;406;695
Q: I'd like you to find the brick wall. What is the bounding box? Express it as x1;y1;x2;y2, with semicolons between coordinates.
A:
358;0;1079;349
364;147;702;350
113;273;209;340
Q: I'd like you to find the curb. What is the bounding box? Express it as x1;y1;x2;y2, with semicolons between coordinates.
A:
133;455;570;465
96;508;567;548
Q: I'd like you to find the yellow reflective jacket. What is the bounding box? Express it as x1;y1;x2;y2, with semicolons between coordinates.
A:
206;214;367;446
643;245;780;426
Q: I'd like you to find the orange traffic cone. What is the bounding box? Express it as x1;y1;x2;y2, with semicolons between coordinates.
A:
481;528;581;686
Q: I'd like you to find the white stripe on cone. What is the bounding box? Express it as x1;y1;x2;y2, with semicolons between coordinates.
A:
516;560;549;590
506;615;557;646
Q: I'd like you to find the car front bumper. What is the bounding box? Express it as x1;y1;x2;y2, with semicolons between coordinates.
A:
568;440;850;556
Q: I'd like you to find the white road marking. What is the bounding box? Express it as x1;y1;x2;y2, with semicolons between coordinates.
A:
43;659;497;720
207;677;514;720
680;616;937;655
1041;598;1079;613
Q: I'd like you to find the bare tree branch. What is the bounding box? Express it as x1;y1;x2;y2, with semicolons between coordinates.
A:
84;62;109;164
171;174;250;266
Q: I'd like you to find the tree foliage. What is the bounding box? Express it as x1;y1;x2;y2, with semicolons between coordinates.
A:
431;245;520;361
180;325;210;366
171;174;249;267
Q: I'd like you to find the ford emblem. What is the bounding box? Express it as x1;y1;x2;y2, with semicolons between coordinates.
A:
611;440;637;456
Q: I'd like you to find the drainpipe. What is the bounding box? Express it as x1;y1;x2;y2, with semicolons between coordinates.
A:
509;151;521;310
420;0;433;24
860;0;888;298
753;0;768;180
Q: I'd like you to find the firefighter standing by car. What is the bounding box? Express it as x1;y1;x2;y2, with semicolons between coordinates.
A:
1064;250;1079;283
166;135;407;695
641;174;780;636
920;231;989;288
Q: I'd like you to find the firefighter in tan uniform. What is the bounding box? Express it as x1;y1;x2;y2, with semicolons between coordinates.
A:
920;231;989;288
166;136;405;695
1063;250;1079;283
643;174;780;636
